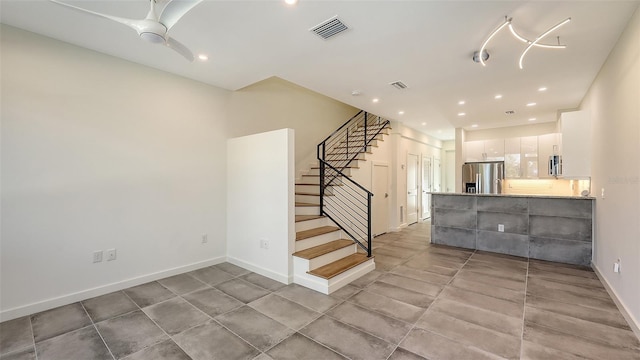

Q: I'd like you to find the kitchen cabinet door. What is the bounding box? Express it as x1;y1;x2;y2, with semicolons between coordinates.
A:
484;139;505;161
465;140;485;162
504;137;521;178
538;133;560;178
521;136;538;178
561;111;591;178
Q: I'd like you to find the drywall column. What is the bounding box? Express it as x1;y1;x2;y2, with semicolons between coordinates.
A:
226;129;295;283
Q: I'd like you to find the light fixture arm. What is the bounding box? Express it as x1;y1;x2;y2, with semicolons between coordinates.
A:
508;23;566;49
478;17;511;66
519;17;571;69
476;16;570;69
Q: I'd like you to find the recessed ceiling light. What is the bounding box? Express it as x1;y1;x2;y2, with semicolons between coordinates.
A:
526;102;537;107
495;94;502;99
372;98;379;103
471;124;479;128
538;87;547;92
198;54;209;61
458;100;465;105
351;90;361;96
529;118;537;121
398;111;405;115
284;0;297;5
458;112;466;116
421;122;427;126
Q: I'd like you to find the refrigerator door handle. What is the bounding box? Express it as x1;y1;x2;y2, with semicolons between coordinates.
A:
475;173;480;193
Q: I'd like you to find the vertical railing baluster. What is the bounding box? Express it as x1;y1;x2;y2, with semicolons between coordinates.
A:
364;112;368;153
367;192;372;257
320;142;325;216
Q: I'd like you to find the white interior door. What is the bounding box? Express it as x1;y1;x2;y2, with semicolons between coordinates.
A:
421;157;432;220
407;154;419;224
445;150;455;192
372;164;389;236
433;158;442;192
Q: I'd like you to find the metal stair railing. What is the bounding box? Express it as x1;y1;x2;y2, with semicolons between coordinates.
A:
317;111;390;257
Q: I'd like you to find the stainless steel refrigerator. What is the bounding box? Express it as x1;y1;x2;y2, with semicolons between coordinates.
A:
462;161;505;194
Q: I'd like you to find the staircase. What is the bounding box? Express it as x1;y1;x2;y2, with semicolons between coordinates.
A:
292;112;390;294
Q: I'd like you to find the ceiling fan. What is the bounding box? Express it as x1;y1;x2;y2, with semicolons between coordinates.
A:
50;0;202;61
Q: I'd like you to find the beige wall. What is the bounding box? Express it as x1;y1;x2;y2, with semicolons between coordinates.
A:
228;77;358;177
580;7;640;333
0;26;356;320
1;25;230;319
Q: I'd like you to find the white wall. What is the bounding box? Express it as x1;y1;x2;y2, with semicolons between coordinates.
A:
226;129;295;283
1;26;229;320
579;8;640;334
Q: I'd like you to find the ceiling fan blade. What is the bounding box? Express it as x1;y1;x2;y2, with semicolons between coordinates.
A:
50;0;145;33
159;0;203;31
166;36;195;62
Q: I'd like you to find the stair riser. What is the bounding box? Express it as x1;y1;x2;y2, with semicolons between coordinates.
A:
308;245;357;270
293;245;356;275
295;194;321;204
295;205;319;216
293;258;375;295
342;139;378;147
295;184;320;194
295;217;331;232
295;231;342;251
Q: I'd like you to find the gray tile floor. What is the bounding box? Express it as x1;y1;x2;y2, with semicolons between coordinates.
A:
1;223;639;360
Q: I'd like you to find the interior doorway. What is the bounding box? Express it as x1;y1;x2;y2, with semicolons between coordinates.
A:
372;163;389;236
407;154;419;225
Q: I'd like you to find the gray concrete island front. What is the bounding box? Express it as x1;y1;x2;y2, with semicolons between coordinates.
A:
430;193;594;266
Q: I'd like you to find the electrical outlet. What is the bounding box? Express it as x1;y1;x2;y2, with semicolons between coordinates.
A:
260;239;269;249
201;234;208;244
498;224;504;232
614;258;621;273
93;251;103;263
106;248;117;261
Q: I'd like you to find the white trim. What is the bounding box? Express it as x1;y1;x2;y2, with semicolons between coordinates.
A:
592;262;640;340
0;256;226;322
227;256;291;285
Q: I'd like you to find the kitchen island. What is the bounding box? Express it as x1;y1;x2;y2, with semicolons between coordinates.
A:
430;193;594;266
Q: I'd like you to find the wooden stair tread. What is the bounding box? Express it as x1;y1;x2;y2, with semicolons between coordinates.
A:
296;202;318;207
295;215;324;222
296;226;340;241
308;253;372;279
293;239;353;259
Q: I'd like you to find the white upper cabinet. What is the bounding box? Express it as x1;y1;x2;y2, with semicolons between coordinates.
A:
561;111;591;178
465;140;504;162
484;139;505;161
520;136;538;178
538;133;561;178
504;138;521;178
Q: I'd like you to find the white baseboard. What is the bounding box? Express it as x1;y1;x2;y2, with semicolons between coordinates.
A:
592;262;640;340
226;256;291;285
0;256;226;322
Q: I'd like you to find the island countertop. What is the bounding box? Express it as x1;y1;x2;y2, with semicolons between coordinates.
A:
428;192;595;200
429;193;593;266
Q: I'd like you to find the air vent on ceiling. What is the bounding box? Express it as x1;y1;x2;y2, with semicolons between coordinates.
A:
310;16;349;40
505;110;515;114
390;81;408;90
